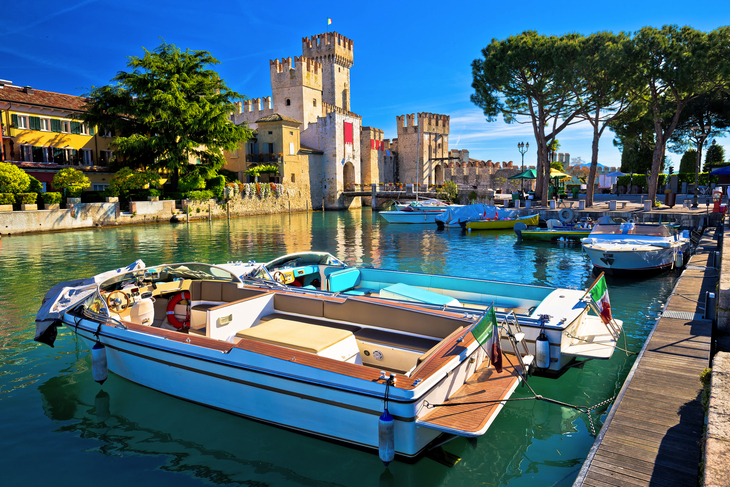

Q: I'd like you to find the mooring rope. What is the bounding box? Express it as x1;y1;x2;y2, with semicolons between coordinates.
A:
422;354;616;436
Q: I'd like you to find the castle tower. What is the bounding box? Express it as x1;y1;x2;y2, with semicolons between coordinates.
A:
302;32;354;112
395;113;450;185
269;56;323;129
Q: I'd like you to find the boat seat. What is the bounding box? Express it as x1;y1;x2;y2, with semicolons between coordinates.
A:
259;313;360;333
327;267;361;293
354;328;438;353
379;283;461;307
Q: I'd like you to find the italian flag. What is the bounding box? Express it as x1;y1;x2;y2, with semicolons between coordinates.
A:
589;273;612;324
471;306;503;373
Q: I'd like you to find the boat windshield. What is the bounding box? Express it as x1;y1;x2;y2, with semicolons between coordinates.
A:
265;252;344;271
99;263;239;292
590;223;673;237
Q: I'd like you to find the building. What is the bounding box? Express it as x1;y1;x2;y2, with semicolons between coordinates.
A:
0;80;115;192
226;32;386;209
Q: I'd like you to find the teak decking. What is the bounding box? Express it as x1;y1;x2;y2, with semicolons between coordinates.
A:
574;231;716;487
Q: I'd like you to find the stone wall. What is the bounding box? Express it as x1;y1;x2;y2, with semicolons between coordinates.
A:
0;202;117;235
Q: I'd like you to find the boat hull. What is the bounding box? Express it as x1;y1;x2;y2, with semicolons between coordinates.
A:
379;210;444;224
65;313;487;459
517;229;591;241
465;214;539;230
583;246;683;273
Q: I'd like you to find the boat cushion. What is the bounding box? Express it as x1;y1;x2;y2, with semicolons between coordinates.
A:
343;288;377;296
237;318;353;354
273;293;324;317
328;267;361;293
379;283;460;307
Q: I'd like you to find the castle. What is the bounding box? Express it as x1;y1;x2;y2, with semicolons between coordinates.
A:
223;32;619;208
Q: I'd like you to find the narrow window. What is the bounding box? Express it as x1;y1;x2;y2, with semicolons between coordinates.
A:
289;142;295;155
313;99;317;107
286;99;291;106
291;173;295;183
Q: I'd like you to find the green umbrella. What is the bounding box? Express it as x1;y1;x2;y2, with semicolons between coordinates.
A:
508;169;537;180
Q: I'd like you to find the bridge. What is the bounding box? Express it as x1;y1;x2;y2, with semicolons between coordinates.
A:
341;184;441;209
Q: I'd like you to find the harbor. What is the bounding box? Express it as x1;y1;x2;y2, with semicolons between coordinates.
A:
2;207;725;486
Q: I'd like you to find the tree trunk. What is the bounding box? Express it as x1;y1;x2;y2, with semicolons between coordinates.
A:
540;142;551;206
587;134;600;207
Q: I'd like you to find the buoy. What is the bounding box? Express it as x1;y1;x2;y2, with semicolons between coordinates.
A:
535;331;550;369
94;390;111;422
91;341;108;384
378;409;395;466
675;250;683;268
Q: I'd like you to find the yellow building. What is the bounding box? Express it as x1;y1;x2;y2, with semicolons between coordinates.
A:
0;80;115;191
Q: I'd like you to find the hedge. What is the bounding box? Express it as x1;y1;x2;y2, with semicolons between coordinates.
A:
16;193;38;204
186;190;215;201
42;192;62;204
0;193;14;205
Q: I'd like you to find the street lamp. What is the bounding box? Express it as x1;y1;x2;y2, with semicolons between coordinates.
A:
517;142;529;193
691;125;701;208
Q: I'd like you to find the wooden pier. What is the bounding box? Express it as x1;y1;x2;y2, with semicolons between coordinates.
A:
573;231;718;486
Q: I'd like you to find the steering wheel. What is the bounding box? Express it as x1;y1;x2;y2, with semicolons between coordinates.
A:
272;271;287;284
106;290;130;313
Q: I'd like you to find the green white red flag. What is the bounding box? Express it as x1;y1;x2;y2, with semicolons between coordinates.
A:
589;273;612;324
471;306;502;373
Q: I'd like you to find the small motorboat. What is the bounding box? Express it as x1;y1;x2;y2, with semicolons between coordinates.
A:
581;221;691;273
378;205;449;224
464;213;539;231
230;252;625;375
35;261;534;464
514;219;594;242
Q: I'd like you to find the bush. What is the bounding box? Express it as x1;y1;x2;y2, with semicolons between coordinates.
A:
149;188;161;197
186;190;215;201
0;193;15;205
207;175;226;199
52;168;90;196
164;192;185;201
218;168;238;182
436;181;459;203
42;192;62;205
16;193;38;204
0;162;31;193
179;173;206;192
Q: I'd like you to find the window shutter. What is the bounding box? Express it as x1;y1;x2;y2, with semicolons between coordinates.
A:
11;114;18;127
51;119;61;132
89;124;95;136
29;116;40;130
71;121;81;134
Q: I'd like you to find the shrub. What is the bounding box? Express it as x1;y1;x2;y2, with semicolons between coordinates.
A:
28;175;43;196
186;190;215;201
42;192;62;205
148;188;161;197
0;162;31;193
164;192;185;201
206;175;226;199
0;193;15;205
437;181;459;203
179;173;206;192
52;168;90;196
109;167;161;197
16;193;38;204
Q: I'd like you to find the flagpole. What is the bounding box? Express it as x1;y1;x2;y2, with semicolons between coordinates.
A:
581;271;605;300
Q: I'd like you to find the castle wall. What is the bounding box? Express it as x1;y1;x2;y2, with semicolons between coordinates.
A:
302;33;353;112
317;111;361;209
269;57;324;128
360;126;383;186
395;113;450;185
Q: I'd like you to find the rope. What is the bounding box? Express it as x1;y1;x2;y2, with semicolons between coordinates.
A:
423;352;616;436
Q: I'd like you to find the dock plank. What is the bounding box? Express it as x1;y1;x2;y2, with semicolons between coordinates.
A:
574;232;715;487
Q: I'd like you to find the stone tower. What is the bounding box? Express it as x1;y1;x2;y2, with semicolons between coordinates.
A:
269;56;323;130
395;113;450;185
302;32;354;112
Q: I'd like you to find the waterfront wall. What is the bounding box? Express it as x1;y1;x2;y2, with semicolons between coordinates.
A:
0;188;318;235
719;214;730;332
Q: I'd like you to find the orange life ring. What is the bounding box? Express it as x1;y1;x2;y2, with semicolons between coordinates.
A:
166;291;191;329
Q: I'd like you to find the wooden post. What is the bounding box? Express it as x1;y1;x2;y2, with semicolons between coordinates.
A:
186;199;189;226
227;201;230;222
208;201;211;222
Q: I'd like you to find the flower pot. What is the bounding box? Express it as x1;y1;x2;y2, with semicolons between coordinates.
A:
0;204;13;212
21;204;38;211
44;203;60;210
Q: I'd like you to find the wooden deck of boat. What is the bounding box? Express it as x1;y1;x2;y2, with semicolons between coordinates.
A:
417;358;522;435
574;230;717;487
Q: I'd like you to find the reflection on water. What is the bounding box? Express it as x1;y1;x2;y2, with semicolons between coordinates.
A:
0;208;679;486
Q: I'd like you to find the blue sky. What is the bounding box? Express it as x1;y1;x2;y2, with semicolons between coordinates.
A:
2;0;729;170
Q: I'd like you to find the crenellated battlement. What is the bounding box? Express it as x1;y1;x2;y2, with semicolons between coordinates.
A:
396;112;450;135
302;32;354;67
270;56;323;91
241;96;273;114
322;101;361;120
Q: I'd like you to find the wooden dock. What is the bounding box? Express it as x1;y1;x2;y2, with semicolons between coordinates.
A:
573;231;718;486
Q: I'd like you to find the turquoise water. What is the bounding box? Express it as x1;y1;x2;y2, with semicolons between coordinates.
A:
0;209;679;486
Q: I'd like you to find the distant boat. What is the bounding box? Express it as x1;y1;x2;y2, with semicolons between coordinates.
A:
514;220;593;242
378;206;448;224
464;213;539;231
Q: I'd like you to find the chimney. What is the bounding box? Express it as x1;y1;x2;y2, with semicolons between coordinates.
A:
23;86;34;95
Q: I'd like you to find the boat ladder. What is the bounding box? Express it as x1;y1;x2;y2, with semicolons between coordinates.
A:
499;311;534;375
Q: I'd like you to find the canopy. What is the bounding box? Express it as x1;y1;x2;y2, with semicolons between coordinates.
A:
710;166;730;175
508;169;537;180
606;171;625;177
550;169;571;180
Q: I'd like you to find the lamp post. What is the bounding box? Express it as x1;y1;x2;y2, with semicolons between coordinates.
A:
691;125;701;208
517;142;529;193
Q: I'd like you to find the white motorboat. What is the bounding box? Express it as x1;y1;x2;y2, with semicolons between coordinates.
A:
581;222;691;273
35;262;532;463
378;207;448;224
225;252;625;375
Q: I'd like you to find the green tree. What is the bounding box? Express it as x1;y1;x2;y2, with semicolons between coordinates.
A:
80;42;254;190
0;163;31;193
705;141;726;170
623;25;721;205
109;167;161;197
52;168;90;196
436;181;459;203
573;31;634;207
679;150;697;173
471;31;584;205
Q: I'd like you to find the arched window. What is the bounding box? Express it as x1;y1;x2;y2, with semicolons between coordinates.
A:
285;99;291;106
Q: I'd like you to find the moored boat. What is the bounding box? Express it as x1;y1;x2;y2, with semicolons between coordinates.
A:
581;221;691;273
514;219;593;242
35;262;532;463
464;213;539;231
378;206;448;224
228;252;625;375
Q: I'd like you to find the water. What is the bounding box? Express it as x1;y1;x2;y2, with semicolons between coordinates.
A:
0;209;679;487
